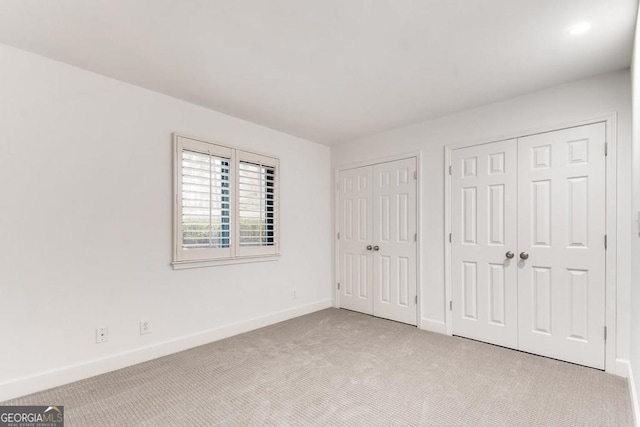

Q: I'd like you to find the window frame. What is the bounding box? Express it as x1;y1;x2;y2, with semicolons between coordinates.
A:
172;134;280;269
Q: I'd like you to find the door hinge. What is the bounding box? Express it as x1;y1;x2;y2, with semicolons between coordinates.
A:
414;233;418;242
448;165;452;175
449;301;453;311
604;234;607;249
337;282;340;290
449;233;452;243
337;232;340;240
604;326;608;340
605;142;608;156
414;171;418;180
415;295;418;304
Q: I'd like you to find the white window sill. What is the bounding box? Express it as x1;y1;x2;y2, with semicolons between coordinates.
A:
172;254;280;270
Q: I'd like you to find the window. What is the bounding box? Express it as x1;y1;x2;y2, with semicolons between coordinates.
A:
173;135;279;268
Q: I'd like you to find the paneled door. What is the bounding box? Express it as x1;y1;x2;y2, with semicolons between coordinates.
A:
372;159;418;325
517;123;606;369
451;140;519;348
338;166;374;315
338;158;418;325
451;122;607;369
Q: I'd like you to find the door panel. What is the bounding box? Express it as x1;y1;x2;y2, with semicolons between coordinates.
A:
517;123;606;369
339;167;373;314
452;140;518;348
338;158;418;325
372;158;418;325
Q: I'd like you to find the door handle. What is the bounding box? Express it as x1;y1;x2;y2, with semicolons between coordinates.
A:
366;245;373;251
520;252;529;260
505;251;514;259
373;245;380;251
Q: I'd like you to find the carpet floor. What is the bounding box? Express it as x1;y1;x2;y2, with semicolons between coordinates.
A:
4;308;633;426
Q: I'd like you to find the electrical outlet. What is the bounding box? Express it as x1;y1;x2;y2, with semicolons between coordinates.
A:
96;326;108;344
140;320;151;335
291;290;297;300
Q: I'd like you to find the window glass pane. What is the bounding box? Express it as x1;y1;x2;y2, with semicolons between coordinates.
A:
238;161;276;247
182;150;231;250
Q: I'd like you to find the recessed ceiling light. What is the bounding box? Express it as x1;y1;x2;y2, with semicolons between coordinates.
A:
567;22;591;35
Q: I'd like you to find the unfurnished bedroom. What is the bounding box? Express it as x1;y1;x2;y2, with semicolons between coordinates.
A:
1;1;640;426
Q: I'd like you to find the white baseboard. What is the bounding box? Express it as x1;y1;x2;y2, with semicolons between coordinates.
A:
420;318;447;334
617;359;639;426
0;299;332;402
626;360;640;427
617;358;631;378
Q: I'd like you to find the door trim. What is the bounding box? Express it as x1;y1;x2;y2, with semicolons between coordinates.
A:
444;113;618;374
334;151;422;325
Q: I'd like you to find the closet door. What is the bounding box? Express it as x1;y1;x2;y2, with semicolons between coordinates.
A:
451;140;519;348
338;166;374;314
517;123;606;369
372;158;418;325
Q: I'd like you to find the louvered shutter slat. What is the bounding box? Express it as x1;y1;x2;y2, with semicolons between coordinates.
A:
181;149;232;250
238;160;276;248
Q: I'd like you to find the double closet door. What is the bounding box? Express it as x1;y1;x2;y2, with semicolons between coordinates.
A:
338;158;418;325
451;123;606;369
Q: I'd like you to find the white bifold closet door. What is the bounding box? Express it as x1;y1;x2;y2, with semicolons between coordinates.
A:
339;158;418;325
338;166;374;316
517;124;606;369
451;122;606;369
451;139;519;349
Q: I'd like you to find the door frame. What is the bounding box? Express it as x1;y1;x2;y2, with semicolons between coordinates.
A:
334;151;422;325
444;113;618;374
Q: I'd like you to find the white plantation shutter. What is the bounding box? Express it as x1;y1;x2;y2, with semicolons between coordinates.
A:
173;135;280;266
181;151;231;247
236;151;279;256
175;137;234;261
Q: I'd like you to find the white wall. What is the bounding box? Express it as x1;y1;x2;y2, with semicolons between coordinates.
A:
332;69;632;368
0;44;332;400
629;5;640;424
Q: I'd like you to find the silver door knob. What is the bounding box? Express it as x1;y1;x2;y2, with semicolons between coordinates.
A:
505;251;514;259
366;245;373;251
520;252;529;260
373;245;380;251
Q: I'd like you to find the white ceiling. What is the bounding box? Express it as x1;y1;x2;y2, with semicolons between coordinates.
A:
0;1;636;145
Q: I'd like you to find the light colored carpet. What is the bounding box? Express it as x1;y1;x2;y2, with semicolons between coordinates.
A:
4;308;632;426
